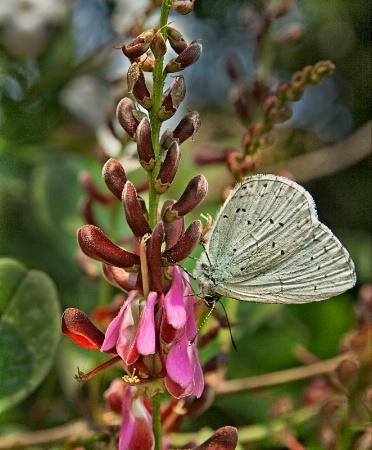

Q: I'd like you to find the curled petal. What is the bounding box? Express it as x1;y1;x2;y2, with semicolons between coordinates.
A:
78;225;140;269
164;266;186;329
137;292;157;355
62;308;105;350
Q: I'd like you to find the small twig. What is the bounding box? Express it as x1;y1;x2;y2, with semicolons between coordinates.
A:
262;121;371;183
212;354;349;396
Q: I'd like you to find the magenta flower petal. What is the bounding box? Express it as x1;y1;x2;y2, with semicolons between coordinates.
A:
164;266;186;329
166;334;193;388
137;291;157;355
119;387;136;450
189;343;204;398
101;291;137;352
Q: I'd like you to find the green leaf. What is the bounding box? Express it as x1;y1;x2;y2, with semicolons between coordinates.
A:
0;258;61;414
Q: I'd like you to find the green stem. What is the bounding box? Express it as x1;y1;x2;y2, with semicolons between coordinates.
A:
151;392;162;450
148;0;171;228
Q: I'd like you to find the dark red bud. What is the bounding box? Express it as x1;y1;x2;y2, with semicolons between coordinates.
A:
158;75;186;121
78;225;140;269
165;42;202;73
80;197;98;226
102;264;138;292
162;220;202;264
171;0;195;15
150;30;167;58
62;308;106;350
148;222;165;293
155;141;180;194
116;97;138;139
127;63;152;109
162;201;185;249
79;172;114;204
163;175;208;222
172;111;201;144
195;426;238;450
120;29;154;59
102;158;127;200
166;27;188;54
122;181;152;240
194;146;235;165
136;118;156;171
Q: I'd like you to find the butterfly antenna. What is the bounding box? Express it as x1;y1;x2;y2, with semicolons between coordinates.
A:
201;240;213;267
189;299;216;346
219;300;237;352
167;255;197;281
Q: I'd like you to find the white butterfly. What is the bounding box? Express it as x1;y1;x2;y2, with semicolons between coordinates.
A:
195;174;356;305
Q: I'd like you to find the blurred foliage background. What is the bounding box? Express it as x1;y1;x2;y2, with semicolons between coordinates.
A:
0;0;370;448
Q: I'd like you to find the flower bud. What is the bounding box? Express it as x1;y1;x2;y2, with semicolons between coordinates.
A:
154;141;181;194
102;158;127;200
162;220;202;264
136;118;156;171
171;0;195;15
274;24;304;46
150;30;167;58
158;75;186;121
120;29;155;60
196;426;238;450
148;221;165;293
102;264;137;292
133;54;155;72
80;171;114;204
172;111;201;144
163;175;208;222
194;146;235;165
116;97;138;139
162;201;185;248
128;63;152;109
159;127;173;149
62;308;106;350
78;225;140;270
122;181;152;240
80;197;97;226
165;42;202;73
166;27;188;54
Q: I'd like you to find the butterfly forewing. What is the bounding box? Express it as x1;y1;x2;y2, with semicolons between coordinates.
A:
198;175;356;304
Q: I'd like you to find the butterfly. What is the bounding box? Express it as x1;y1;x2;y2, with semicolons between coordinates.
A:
195;174;356;306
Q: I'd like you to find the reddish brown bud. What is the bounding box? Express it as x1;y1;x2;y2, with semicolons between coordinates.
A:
194;146;235;165
274;24;304;45
166;27;188;54
195;426;238;450
159;127;173;149
134;55;155;72
163;175;208;222
158;75;186;121
162;200;185;248
136;118;156;171
276;82;291;101
78;225;140;270
165;42;202;73
148;222;165;293
155;141;181;194
275;0;296;17
172;111;201;144
62;308;106;350
171;0;195;15
102;158;127;200
80;171;114;204
116;97;138;139
122;181;152;240
120;29;154;59
162;220;202;264
128;63;152;110
80;197;97;226
102;264;138;292
150;30;167;58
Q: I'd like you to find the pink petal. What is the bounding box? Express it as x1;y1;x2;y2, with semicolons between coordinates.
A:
101;290;137;352
119;388;136;450
165;334;192;388
189;343;204;398
137;292;157;355
164;267;186;329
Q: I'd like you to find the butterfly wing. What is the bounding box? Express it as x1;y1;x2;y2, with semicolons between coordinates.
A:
216;222;356;303
203;175;355;304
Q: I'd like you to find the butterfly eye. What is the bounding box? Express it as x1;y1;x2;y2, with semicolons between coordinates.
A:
204;294;220;308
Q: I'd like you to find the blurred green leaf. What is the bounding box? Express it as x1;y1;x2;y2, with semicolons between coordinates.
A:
0;258;61;414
